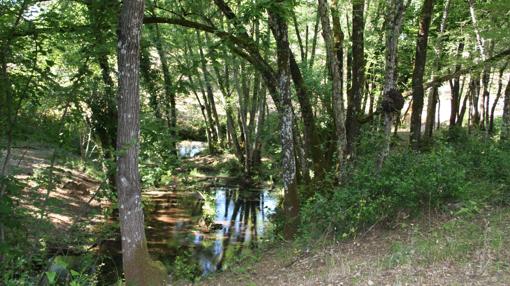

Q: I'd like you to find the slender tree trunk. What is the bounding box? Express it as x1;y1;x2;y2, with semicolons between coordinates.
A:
289;50;323;178
198;33;223;147
501;77;510;141
309;11;320;69
449;42;464;128
268;4;299;239
116;0;166;283
468;0;489;131
291;10;305;63
424;0;450;141
410;0;434;148
318;0;347;178
471;75;481;127
346;0;365;154
490;63;508;133
458;78;469;127
377;0;406;170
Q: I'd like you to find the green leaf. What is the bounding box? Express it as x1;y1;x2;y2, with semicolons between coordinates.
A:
46;271;57;284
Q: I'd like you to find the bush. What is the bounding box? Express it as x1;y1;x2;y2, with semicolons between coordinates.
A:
300;143;472;239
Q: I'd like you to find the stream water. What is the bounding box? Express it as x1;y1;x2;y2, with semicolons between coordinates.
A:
99;187;278;282
177;141;207;158
99;142;279;282
145;187;278;275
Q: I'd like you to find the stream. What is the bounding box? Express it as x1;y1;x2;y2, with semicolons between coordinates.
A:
98;142;279;282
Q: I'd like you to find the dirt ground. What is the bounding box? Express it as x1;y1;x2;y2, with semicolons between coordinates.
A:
1;146;106;234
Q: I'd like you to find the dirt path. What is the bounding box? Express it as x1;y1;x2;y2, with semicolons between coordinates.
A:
199;209;510;286
1;146;105;232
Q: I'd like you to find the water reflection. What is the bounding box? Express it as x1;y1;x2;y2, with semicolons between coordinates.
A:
97;187;278;282
177;141;206;158
145;187;278;276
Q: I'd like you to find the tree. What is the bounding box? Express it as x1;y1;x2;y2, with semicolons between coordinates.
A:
410;0;435;148
268;1;299;238
502;77;510;141
346;0;365;154
116;0;166;284
377;0;406;170
423;0;451;141
318;0;347;178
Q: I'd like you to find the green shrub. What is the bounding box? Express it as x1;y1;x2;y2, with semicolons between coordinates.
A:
300;131;510;240
300;144;468;239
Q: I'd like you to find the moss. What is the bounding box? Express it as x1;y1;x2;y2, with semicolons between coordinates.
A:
125;241;167;286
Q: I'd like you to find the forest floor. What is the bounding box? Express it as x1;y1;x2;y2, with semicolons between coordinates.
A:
199;207;510;286
1;146;106;246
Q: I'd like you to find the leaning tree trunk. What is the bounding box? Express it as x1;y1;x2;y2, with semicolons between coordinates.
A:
410;0;434;149
377;0;406;170
268;4;299;239
116;0;166;284
318;0;347;178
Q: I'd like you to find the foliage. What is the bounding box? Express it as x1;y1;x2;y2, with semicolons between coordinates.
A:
299;132;510;240
171;251;201;282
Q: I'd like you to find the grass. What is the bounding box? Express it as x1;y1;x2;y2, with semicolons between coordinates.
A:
199;206;510;285
387;207;510;270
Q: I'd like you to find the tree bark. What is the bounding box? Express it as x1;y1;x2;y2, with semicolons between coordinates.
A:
268;4;299;239
410;0;434;148
116;0;166;283
490;62;508;133
449;42;464;128
501;77;510;141
347;0;365;154
424;0;450;141
318;0;347;178
377;0;406;170
197;32;223;147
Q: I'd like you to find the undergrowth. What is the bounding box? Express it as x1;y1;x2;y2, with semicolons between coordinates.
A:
299;129;510;240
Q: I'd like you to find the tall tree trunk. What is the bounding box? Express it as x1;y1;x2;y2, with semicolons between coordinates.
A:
449;41;464;128
501;77;510;141
268;4;299;239
291;10;305;63
409;0;434;148
424;0;450;141
468;0;488;130
197;32;223;147
471;75;481;127
289;50;323;178
377;0;406;170
331;0;344;98
458;77;469;127
490;62;508;133
346;0;365;154
116;0;166;283
309;11;320;69
188;43;218;146
318;0;347;178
